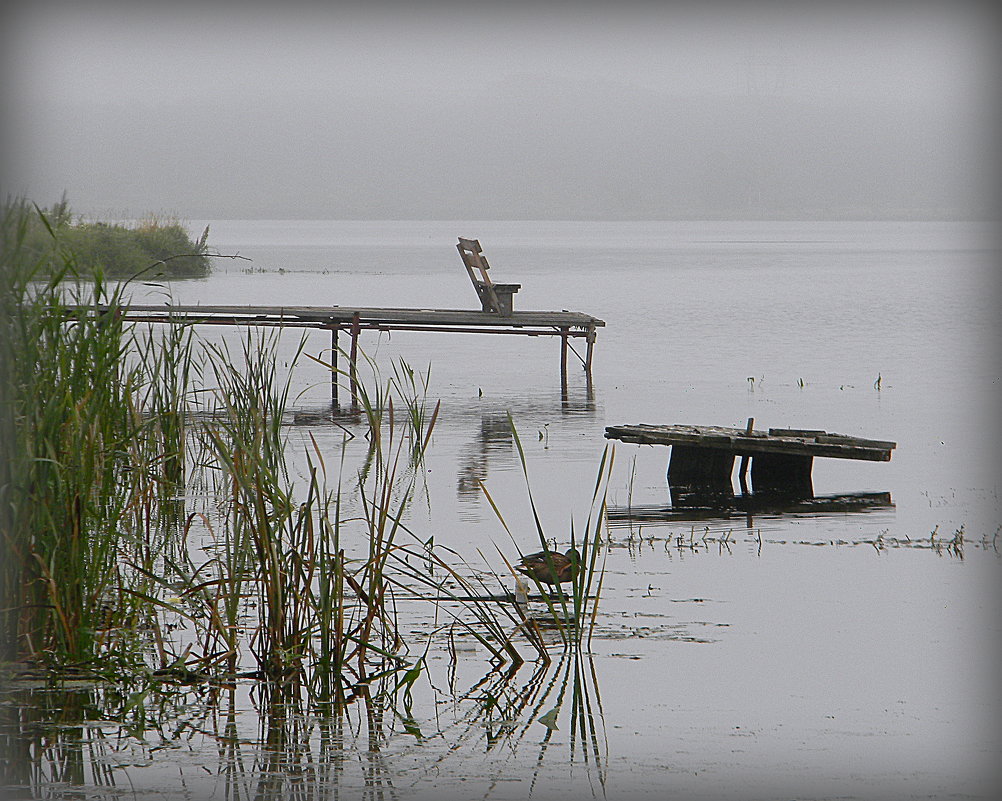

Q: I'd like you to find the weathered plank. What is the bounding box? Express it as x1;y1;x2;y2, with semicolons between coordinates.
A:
814;434;898;450
768;428;827;438
605;423;895;462
71;304;604;331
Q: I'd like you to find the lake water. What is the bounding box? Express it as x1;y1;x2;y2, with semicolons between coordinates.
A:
3;220;999;799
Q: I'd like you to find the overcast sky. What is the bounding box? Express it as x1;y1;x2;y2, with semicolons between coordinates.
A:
1;1;998;220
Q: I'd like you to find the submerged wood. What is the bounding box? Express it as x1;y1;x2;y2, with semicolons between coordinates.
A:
606;491;895;520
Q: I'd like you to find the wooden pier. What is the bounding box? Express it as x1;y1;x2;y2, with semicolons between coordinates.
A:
605;421;895;498
69;238;605;406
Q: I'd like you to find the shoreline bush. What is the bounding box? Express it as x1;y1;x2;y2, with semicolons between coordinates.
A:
5;194;211;279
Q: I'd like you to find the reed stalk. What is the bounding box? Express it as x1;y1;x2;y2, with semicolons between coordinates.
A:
196;330;310;679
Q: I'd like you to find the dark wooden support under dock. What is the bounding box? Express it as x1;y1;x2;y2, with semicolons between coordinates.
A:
349;312;361;407
605;423;896;498
667;445;735;493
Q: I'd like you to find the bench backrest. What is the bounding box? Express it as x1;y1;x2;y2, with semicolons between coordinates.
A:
457;237;503;313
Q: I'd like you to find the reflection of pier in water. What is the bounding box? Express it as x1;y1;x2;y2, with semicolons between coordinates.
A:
456;390;597;509
457;411;517;501
608;491;895;529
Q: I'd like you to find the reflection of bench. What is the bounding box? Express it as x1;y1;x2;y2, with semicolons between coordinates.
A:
457;237;521;317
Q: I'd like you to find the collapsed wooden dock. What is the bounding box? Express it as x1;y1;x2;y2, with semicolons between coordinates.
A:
605;422;896;497
68;238;605;405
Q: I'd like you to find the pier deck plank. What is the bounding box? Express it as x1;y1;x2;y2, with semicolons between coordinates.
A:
604;423;895;462
76;304;604;332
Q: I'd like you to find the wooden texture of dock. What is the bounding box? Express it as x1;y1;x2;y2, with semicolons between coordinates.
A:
101;303;603;334
63;237;605;406
605;422;895;497
604;424;895;461
71;302;604;405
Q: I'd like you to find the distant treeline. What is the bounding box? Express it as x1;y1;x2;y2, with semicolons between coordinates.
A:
3;195;211;279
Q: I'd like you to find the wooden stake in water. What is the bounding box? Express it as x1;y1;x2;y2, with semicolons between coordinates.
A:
330;326;339;406
560;328;569;394
350;313;361;409
738;417;754;494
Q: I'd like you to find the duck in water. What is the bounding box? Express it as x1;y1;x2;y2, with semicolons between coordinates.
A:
515;548;580;586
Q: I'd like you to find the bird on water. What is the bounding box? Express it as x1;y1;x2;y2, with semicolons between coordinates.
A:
515;548;580;585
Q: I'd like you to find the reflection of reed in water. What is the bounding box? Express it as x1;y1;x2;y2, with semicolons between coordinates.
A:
0;687;101;794
245;683;397;801
1;651;607;799
526;650;608;797
418;650;608;795
207;680;401;800
0;672;407;799
0;682;226;799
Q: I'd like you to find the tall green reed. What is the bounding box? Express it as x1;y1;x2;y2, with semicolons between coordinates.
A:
342;355;439;682
163;339;444;697
132;319;199;497
196;330;308;679
1;200;147;665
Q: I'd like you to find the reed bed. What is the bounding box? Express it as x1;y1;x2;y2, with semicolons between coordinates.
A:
2;200;612;727
0;201;626;801
2;200;152;668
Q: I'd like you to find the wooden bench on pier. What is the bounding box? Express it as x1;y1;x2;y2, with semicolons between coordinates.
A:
457;237;521;317
604;422;896;497
64;237;604;407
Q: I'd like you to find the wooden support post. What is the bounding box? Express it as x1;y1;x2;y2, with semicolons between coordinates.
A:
559;328;569;395
330;326;339;407
667;445;735;494
750;452;814;498
584;326;596;381
738;417;754;494
349;313;361;410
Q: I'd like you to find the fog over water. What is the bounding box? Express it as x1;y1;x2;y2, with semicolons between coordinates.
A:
1;1;998;220
1;5;1001;797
